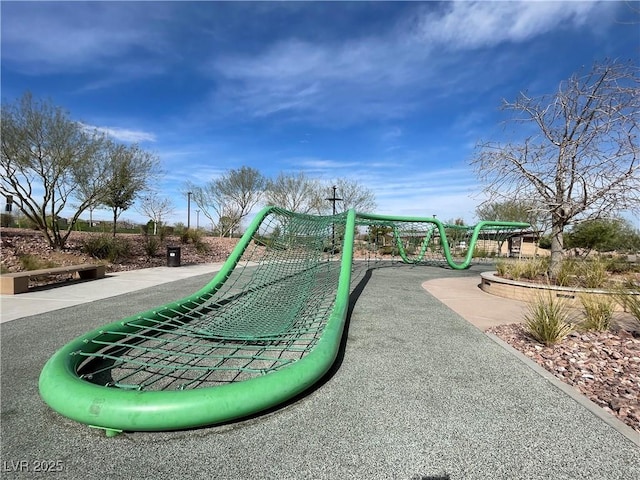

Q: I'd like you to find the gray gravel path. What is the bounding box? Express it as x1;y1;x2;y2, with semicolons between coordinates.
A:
1;264;638;479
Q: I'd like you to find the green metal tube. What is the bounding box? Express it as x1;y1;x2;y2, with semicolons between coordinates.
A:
39;207;356;432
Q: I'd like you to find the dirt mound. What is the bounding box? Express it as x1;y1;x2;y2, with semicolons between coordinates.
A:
0;228;238;273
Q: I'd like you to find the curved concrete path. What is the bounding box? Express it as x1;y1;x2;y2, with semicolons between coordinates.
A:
1;263;638;479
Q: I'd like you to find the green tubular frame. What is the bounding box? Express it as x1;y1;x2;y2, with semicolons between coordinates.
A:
39;207;356;433
356;212;529;270
39;207;527;433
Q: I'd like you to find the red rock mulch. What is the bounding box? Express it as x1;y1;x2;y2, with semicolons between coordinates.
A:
489;323;640;433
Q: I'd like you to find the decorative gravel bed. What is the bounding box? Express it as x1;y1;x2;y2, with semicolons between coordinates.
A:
488;323;640;433
0;228;238;274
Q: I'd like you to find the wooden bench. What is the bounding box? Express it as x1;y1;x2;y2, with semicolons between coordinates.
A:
0;264;106;294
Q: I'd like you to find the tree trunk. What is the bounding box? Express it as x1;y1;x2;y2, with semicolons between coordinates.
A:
549;219;564;279
112;209;118;237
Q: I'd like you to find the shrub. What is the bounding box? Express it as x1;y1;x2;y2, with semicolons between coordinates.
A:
498;258;547;281
180;228;201;245
613;284;640;331
143;235;161;258
524;294;574;346
158;226;169;242
577;257;608;289
180;228;209;253
18;254;57;271
82;234;131;263
495;260;509;277
604;256;640;275
579;295;614;331
195;239;209;254
556;258;578;287
173;222;186;235
1;213;13;227
521;257;548;279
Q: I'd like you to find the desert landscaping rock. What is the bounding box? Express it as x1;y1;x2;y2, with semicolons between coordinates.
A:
489;323;640;433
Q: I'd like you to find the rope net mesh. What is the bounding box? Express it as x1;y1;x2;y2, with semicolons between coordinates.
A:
74;209;527;393
76;208;344;392
355;217;523;266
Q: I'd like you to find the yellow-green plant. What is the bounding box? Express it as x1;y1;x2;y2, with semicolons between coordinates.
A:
579;294;614;331
19;254;57;271
556;258;578;286
82;234;131;263
143;235;160;258
613;282;640;330
497;258;547;281
495;259;509;277
577;257;608;289
524;293;574;346
521;257;548;279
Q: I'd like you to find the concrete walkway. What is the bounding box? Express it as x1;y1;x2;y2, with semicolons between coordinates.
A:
0;263;225;323
1;263;638;479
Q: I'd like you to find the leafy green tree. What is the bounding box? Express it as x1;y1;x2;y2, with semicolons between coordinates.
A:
102;142;160;237
566;218;640;255
476;199;546;255
476;199;543;226
368;225;392;245
472;60;640;277
444;218;467;248
0;92;108;249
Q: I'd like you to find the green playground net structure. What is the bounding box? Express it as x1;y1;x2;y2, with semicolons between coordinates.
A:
39;207;529;435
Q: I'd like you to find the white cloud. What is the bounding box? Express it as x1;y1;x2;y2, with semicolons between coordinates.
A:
1;2;171;75
411;1;597;50
208;1;610;126
80;123;156;143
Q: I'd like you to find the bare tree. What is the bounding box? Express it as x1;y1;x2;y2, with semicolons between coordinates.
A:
0;92;107;249
185;183;229;237
265;171;321;213
471;60;639;275
215;166;265;230
316;178;377;214
137;192;174;235
186;166;264;237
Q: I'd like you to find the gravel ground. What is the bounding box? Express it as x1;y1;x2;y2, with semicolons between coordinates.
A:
488;323;640;433
0;228;238;274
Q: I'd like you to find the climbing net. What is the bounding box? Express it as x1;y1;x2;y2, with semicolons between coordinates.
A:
70;209;528;393
75;208;345;391
354;213;527;267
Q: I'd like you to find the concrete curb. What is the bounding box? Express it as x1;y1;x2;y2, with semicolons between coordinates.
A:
485;332;640;447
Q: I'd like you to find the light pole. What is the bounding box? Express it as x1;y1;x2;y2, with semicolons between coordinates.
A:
187;192;192;230
196;209;200;230
325;185;343;250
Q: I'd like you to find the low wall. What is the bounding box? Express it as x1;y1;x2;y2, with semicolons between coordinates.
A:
479;271;636;311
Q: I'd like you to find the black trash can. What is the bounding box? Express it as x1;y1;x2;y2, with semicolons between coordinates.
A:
167;246;181;267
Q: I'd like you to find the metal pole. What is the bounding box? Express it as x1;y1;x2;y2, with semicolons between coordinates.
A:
325;185;343;250
187;192;192;230
196;209;200;230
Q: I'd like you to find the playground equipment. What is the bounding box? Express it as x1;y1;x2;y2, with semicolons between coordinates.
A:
39;207;529;435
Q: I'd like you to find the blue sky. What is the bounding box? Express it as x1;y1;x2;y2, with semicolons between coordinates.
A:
1;1;638;226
